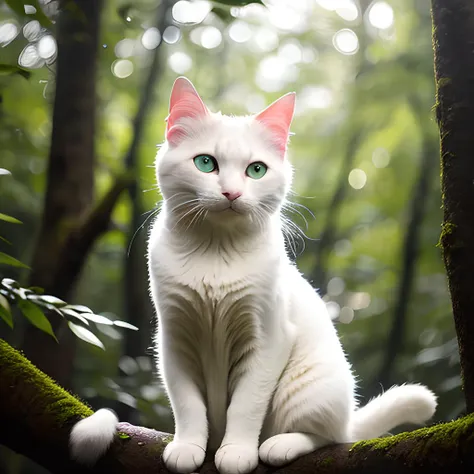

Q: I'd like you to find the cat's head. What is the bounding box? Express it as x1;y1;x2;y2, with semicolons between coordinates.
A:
156;77;295;231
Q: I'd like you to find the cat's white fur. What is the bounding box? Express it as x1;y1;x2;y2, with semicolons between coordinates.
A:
70;78;437;474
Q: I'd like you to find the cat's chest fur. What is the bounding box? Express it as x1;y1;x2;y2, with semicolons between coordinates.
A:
149;222;279;306
149;225;281;447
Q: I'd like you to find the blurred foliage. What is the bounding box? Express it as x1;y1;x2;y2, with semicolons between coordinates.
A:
0;0;462;471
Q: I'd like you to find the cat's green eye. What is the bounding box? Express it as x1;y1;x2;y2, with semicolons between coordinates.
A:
194;154;217;173
246;162;267;179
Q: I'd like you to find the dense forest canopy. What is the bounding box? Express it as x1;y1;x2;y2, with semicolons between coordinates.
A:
0;0;469;472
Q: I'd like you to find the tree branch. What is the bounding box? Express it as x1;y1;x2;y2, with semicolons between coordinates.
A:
52;173;133;298
309;131;362;291
1;338;474;474
432;0;474;412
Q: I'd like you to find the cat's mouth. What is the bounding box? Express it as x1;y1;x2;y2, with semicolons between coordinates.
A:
221;206;240;214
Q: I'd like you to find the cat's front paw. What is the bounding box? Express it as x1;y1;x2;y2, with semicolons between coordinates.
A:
215;443;258;474
163;441;205;473
259;433;321;466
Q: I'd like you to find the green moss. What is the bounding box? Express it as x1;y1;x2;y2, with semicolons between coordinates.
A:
437;221;457;248
0;339;93;426
350;414;474;465
162;434;174;445
118;432;131;440
319;456;335;466
437;77;451;88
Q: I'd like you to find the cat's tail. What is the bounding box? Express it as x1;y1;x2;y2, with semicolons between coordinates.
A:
69;408;119;465
350;384;437;440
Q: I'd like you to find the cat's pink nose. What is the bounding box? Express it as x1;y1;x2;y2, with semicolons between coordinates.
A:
222;191;242;201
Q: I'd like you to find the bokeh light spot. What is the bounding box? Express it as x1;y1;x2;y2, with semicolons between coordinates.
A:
326;301;341;320
163;26;181;44
200;26;222;49
168;51;192;74
333;29;359;55
18;43;44;68
368;1;394;30
37;35;56;59
228;20;252;43
112;59;134;78
23;20;41;41
0;22;19;46
172;0;211;24
142;27;161;50
348;168;367;189
328;277;345;296
336;1;359;22
372;147;391;168
115;38;135;58
339;306;354;324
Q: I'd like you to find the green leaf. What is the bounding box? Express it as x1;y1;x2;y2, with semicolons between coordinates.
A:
60;308;90;325
39;295;67;306
0;213;22;224
0;236;12;245
0;252;30;268
0;294;13;329
0;168;12;176
5;0;53;28
1;278;19;289
63;304;93;314
68;322;105;350
117;431;131;440
18;299;57;341
82;313;114;325
28;286;44;294
113;320;139;331
0;64;31;80
14;286;28;300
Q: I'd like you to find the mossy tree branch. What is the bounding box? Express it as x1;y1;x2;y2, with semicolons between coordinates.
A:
1;338;474;474
432;0;474;412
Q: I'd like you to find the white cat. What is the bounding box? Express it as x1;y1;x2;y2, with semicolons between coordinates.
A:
69;77;437;474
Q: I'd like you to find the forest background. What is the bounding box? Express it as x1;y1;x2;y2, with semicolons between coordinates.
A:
0;0;453;472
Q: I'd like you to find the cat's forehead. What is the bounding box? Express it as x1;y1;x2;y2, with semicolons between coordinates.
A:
200;113;273;162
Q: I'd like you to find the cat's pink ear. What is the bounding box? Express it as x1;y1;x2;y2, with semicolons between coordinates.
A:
255;92;296;157
166;77;208;146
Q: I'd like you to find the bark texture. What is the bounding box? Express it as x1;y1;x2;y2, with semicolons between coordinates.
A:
1;338;474;474
432;0;474;412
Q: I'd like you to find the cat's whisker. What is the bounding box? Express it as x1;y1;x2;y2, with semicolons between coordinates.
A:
185;206;206;232
127;207;160;257
285;200;316;220
171;202;203;232
282;204;310;230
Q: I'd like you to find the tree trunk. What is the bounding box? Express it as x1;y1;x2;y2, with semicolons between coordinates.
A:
28;0;102;298
432;0;474;413
22;0;103;388
1;338;474;474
